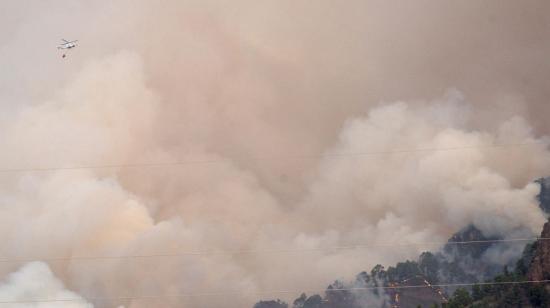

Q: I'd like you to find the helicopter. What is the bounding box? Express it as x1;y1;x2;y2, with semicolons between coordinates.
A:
57;39;78;58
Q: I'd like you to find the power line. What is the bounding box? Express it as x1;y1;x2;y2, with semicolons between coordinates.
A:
0;279;548;304
0;237;545;264
0;141;545;173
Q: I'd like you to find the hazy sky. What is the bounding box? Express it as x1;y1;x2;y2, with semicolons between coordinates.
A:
1;1;550;307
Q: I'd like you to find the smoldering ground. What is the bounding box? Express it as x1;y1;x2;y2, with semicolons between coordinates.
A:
1;1;550;307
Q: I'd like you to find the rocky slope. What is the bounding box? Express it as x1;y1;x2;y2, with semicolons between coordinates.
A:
528;218;550;281
536;177;550;213
443;218;550;307
254;178;550;308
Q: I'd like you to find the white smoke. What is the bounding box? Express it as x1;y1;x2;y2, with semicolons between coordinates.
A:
1;1;550;307
0;262;92;308
301;93;549;239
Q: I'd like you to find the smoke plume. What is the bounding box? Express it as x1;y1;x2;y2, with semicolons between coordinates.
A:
0;262;92;308
1;1;550;307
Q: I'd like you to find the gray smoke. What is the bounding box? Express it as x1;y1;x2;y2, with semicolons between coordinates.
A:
1;1;550;307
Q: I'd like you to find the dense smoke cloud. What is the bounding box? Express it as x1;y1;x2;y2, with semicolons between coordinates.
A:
1;1;550;307
0;262;92;308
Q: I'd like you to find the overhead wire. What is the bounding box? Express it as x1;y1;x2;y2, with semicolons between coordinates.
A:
0;279;548;304
0;237;545;264
0;141;547;304
0;141;545;173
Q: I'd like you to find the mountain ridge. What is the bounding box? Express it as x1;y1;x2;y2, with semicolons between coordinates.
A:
254;178;550;308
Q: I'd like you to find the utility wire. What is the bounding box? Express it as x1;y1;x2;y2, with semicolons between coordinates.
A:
0;141;545;173
0;279;548;304
0;142;546;304
0;237;545;264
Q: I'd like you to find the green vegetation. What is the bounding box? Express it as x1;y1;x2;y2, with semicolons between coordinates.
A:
441;243;549;308
253;300;288;308
255;217;550;308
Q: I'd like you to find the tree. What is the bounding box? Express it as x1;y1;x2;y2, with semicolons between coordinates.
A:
527;285;549;307
370;264;386;281
386;260;421;282
325;281;355;308
302;295;323;308
446;288;472;308
502;285;521;307
293;293;307;308
254;300;288;308
471;284;483;301
419;252;440;283
355;271;371;285
292;294;323;308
